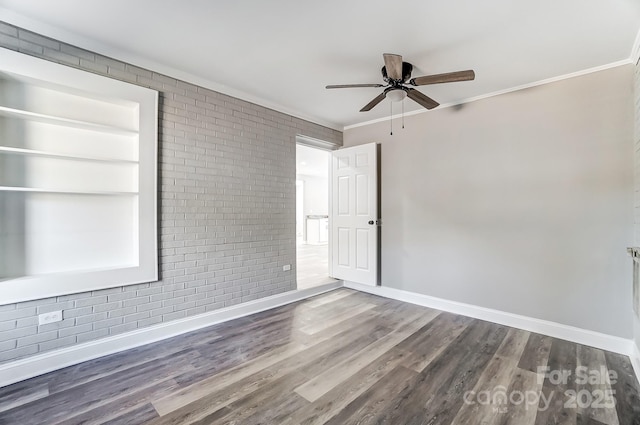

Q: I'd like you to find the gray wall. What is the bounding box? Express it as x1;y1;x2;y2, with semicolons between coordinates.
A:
634;56;640;351
345;65;634;338
0;22;342;363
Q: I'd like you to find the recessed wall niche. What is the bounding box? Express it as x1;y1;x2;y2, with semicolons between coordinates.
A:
0;49;158;304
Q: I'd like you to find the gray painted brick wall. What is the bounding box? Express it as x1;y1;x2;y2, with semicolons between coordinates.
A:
0;21;342;364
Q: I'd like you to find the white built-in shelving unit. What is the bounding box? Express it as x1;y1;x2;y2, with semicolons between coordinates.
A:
0;49;158;304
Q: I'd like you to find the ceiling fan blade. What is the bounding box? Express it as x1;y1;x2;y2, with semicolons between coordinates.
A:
360;92;387;112
406;88;439;110
325;84;385;89
383;53;403;80
410;70;475;86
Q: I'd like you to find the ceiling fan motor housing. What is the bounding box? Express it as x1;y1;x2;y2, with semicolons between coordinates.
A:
382;62;413;84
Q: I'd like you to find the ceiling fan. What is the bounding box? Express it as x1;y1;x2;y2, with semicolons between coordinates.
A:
326;53;475;112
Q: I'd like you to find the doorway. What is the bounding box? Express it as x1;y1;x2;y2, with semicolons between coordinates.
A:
296;142;338;289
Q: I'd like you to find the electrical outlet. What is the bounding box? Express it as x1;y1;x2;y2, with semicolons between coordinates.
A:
282;264;291;271
39;310;63;326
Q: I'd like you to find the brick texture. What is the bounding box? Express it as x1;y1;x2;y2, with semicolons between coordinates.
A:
0;22;342;363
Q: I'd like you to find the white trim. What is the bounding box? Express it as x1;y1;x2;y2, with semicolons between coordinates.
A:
2;279;638;389
631;343;640;388
0;281;342;388
2;8;635;133
2;8;635;134
344;59;633;131
631;26;640;65
344;281;635;356
295;135;340;151
0;48;158;304
0;7;342;132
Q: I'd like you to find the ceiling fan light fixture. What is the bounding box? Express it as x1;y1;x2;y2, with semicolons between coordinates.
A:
326;53;473;112
386;89;406;102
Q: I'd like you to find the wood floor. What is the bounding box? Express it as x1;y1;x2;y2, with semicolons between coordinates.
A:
0;289;639;425
296;240;338;289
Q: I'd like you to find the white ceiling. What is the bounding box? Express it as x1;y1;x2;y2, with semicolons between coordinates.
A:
1;0;639;130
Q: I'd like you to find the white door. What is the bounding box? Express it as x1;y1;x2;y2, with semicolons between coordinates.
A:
330;143;378;286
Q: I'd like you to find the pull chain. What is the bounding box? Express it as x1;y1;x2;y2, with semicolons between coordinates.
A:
402;98;405;129
390;101;393;136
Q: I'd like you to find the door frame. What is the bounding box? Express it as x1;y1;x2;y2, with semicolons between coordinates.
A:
295;135;340;278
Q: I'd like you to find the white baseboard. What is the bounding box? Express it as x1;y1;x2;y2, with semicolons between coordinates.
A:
344;281;635;357
2;279;637;389
0;281;342;388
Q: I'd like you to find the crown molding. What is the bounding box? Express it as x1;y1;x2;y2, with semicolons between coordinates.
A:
344;59;633;131
2;7;638;136
631;25;640;65
0;8;342;132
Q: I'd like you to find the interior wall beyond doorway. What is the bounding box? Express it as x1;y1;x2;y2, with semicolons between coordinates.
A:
296;143;330;243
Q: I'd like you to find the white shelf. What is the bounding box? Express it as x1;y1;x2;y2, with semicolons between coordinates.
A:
0;186;138;196
0;47;158;305
0;146;138;164
0;106;138;136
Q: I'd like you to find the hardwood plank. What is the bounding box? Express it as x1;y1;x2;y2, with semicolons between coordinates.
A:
242;291;373;336
55;378;180;425
0;348;198;424
519;332;553;374
327;319;509;425
298;302;377;334
293;307;381;346
577;414;608;425
294;308;440;401
322;365;419;425
0;289;637;425
151;341;307;416
450;354;522;425
450;328;531;425
373;351;491;425
303;288;356;308
497;367;543;425
382;320;509;425
534;338;577;425
152;319;390;417
148;326;387;425
45;315;257;395
90;403;159;425
45;336;203;395
535;384;579;425
398;312;472;372
283;348;411;425
371;296;432;320
495;328;531;360
218;373;309;424
604;350;640;425
296;323;394;380
180;407;232;425
173;315;301;387
0;381;48;414
576;345;619;425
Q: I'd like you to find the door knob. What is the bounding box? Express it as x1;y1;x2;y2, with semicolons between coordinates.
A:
368;220;374;225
